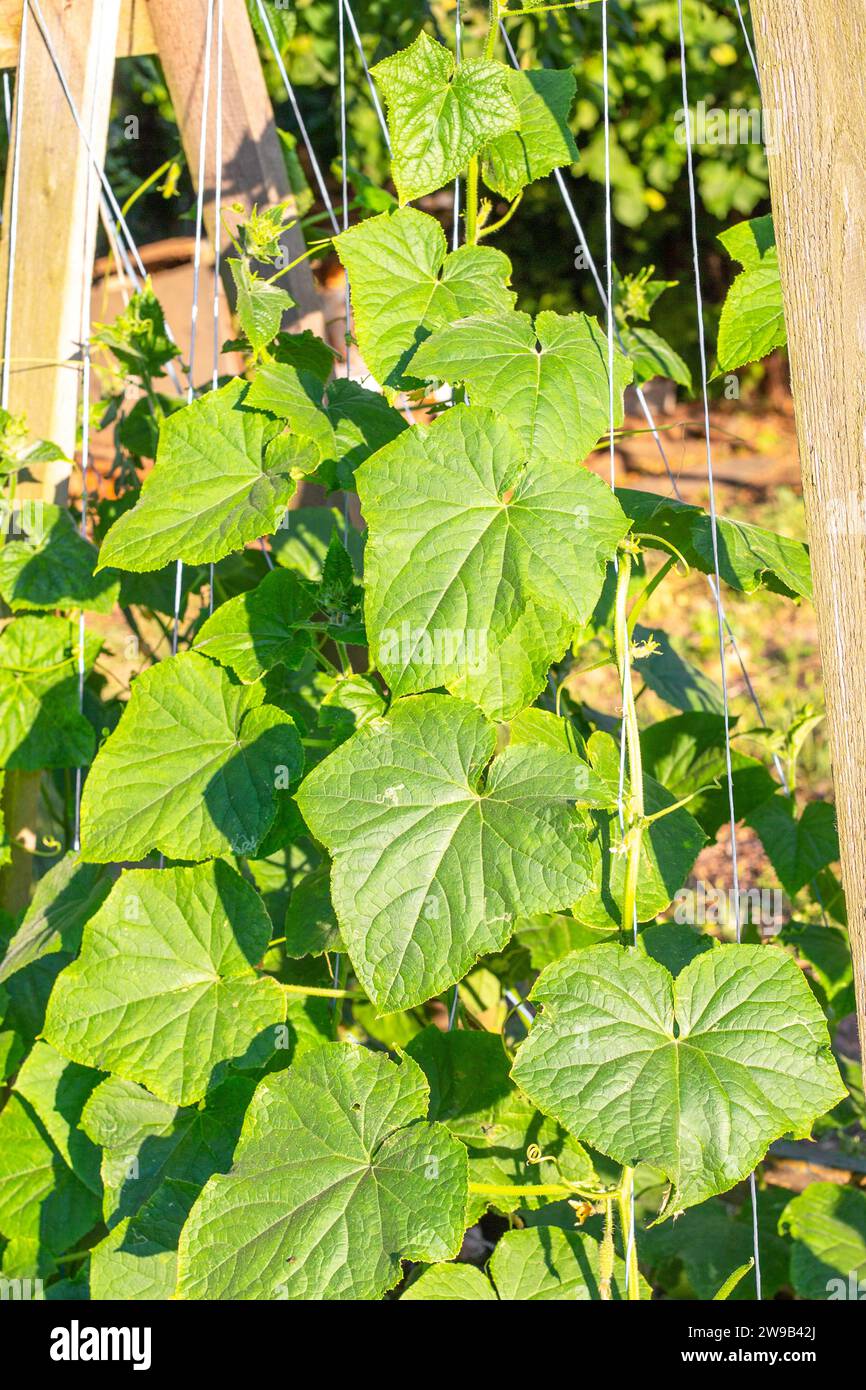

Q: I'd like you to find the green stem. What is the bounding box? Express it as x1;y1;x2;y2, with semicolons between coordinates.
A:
502;1;592;19
468;1180;575;1199
280;982;363;1001
614;548;645;942
485;0;501;59
617;1167;641;1301
465;158;480;244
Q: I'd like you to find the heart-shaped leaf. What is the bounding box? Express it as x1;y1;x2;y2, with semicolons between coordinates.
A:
79;651;303;863
482;68;578;201
372;32;520;203
44;861;286;1106
98;381;319;573
296;694;610;1012
175;1043;468;1300
512;942;845;1213
411;310;632;465
335;208;515;390
358;405;629;719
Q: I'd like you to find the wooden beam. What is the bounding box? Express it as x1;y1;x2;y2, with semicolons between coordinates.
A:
0;0;121;915
147;0;323;333
0;0;154;68
751;0;866;1062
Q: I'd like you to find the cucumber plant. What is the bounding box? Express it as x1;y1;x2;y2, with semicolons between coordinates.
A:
0;4;858;1303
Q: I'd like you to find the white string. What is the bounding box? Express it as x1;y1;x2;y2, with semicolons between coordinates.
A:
600;5;638;1297
173;0;215;656
212;0;225;395
732;0;761;91
338;0;351;381
73;0;106;851
452;5;463;253
500;31;788;806
677;0;761;1299
342;0;390;150
1;2;28;413
253;0;340;235
210;0;225;618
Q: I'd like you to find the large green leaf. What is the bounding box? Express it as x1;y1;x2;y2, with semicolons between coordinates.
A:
0;504;119;614
371;32;519;203
335;208;515;390
81;1073;256;1225
512;942;845;1213
780;1183;866;1300
97;381;319;573
0;855;111;985
358;405;629;719
411;310;632;465
482;68;578;200
406;1026;594;1222
0;616;101;770
296;694;609;1013
747;795;839;896
619;488;811;600
175;1043;469;1300
44;861;286;1106
79;651;303;862
194;567;317;683
717;218;786;372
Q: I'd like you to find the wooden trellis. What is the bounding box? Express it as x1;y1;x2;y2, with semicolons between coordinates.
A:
0;0;322;911
751;1;866;1064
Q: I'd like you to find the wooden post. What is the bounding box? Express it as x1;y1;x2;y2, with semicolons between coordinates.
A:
147;0;323;334
0;0;121;915
750;0;866;1060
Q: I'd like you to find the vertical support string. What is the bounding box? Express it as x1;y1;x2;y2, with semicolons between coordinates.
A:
209;0;225;617
732;0;761;89
600;3;637;1297
253;0;340;235
338;0;351;382
73;0;106;851
173;0;216;656
452;4;463;252
342;0;390;150
677;0;762;1300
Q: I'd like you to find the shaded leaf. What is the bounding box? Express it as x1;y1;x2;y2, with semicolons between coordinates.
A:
44;861;286;1106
